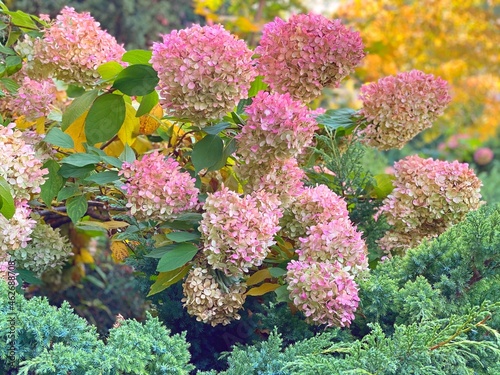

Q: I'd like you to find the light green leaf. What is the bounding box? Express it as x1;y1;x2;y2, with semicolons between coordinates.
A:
44;128;75;149
62;89;98;131
166;231;200;243
119;143;136;163
62;153;101;167
156;243;199;272
0;176;15;219
269;267;287;278
97;61;124;81
122;49;153;65
85;93;126;145
248;75;268;97
136;90;159;117
148;265;191;296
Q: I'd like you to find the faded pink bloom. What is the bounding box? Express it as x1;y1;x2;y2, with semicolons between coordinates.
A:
7;76;57;121
256;13;365;102
474;147;494;166
297;218;368;277
286;260;360;327
0;124;47;200
200;187;282;275
182;266;246;326
359;70;451;150
119;151;199;221
377;155;482;254
236;91;317;166
0;261;18;286
151;24;256;124
0;201;36;256
25;7;125;86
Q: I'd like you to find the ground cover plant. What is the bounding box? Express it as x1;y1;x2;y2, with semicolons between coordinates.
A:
0;1;498;373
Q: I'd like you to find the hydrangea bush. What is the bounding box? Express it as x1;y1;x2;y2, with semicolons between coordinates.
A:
0;4;493;373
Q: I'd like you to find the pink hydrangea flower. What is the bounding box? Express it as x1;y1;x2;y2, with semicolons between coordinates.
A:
7;76;57;120
151;24;257;124
359;70;452;150
200;187;282;276
26;7;125;86
0;261;18;286
377;155;482;254
286;260;360;327
119;151;199;221
0;200;36;256
256;13;365;102
297;218;368;277
282;184;349;239
474;147;494;166
0;124;47;200
236;91;317;166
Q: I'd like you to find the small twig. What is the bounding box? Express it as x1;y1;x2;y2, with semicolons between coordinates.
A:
100;135;119;150
429;315;492;351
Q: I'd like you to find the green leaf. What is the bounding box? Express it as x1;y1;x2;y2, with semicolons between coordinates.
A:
5;55;22;75
122;50;153;65
191;134;224;173
248;75;268;97
85;171;120;184
148;264;191;297
275;285;291;303
0;22;7;31
211;137;236;170
16;269;42;285
112;64;159;96
101;156;122;168
40;160;64;207
269;267;287;278
85;93;126;145
57;186;79;201
62;153;101;167
371;173;395;199
156;243;199;272
59;164;94;178
136;90;159;117
97;61;124;81
0;44;15;55
66;195;88;224
231;111;244;125
62;89;98;131
0;77;19;94
44;128;75;149
315;108;357;137
166;231;200;243
66;85;85;98
203;122;230;135
5;10;37;30
119;143;136;163
146;244;178;259
0;176;15;219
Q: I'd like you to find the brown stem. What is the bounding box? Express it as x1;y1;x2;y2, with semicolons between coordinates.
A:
429;315;491;351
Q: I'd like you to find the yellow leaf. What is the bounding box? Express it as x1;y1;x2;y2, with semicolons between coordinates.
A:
111;241;129;262
103;139;124;157
36;117;46;134
131;136;152;155
234;17;260;33
117;103;140;146
139;103;163;135
79;248;95;264
148;265;191;296
15;115;36;130
245;283;280;297
246;268;272;286
64;111;88;152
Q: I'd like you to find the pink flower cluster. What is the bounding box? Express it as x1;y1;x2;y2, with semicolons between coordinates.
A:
474;148;494;166
151;24;256;124
378;155;483;254
200;187;282;275
119;151;199;221
236;91;317;166
0;124;47;200
7;76;57;120
286;260;360;327
27;7;125;86
256;13;365;102
359;70;452;150
182;266;247;326
297;218;368;276
0;201;36;255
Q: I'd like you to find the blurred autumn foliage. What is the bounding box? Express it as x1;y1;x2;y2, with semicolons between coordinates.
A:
335;0;500;141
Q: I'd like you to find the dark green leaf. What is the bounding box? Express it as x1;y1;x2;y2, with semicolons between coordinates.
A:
156;243;199;272
0;176;15;219
66;195;88;224
40;160;64;206
248;75;268;97
85;171;120;184
166;231;200;243
16;269;42;285
66;85;85;98
211;137;236;170
0;77;19;94
122;50;153;65
0;44;15;55
146;244;178;259
136;90;159;117
112;64;159;96
5;55;22;75
85;93;126;145
236;98;252;114
191;134;224;173
275;285;291;303
231;112;244;125
315;108;357;136
269;267;287;278
59;164;94;178
203;122;231;135
44;128;75;149
62;89;98;131
57;186;79;201
62;153;101;167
